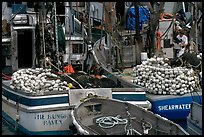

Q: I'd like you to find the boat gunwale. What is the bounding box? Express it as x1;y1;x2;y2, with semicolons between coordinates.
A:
2;96;74;112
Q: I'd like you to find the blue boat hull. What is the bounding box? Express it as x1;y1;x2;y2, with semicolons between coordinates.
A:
147;92;202;120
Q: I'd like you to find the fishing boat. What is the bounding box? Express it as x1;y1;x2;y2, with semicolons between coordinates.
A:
2;2;151;135
90;2;202;121
1;2;101;135
2;75;116;135
71;97;189;135
92;35;202;121
2;66;152;135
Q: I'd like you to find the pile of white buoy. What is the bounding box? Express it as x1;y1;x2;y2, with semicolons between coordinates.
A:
132;57;200;95
9;68;70;95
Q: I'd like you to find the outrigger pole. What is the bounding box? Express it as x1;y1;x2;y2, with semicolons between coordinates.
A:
53;2;60;69
38;2;47;68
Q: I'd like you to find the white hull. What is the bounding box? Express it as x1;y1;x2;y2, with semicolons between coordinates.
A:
2;79;150;135
2;96;74;135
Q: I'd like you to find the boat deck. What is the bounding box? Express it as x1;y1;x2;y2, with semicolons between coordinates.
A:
111;67;138;85
119;68;135;81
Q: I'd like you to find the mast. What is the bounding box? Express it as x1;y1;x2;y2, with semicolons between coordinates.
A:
81;6;85;71
53;2;60;69
86;2;92;45
134;2;141;65
69;2;74;34
134;2;140;38
38;2;47;67
64;2;72;65
99;2;105;48
85;2;94;73
194;2;198;46
148;2;165;57
189;2;200;45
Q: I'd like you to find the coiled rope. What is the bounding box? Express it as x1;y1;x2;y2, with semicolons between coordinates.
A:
95;115;154;135
95;115;128;129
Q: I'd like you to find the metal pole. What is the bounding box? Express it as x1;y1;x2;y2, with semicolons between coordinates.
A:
38;2;47;67
81;12;85;71
87;2;92;44
69;2;74;34
65;2;70;36
190;2;194;41
134;2;141;65
195;3;198;45
65;2;71;65
54;2;60;68
134;2;140;37
149;2;165;57
76;2;79;19
99;2;105;47
182;2;186;13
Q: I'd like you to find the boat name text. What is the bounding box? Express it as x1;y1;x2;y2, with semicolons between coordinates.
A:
34;113;69;126
158;103;191;111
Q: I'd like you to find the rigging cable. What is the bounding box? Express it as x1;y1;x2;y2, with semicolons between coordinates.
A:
45;57;84;89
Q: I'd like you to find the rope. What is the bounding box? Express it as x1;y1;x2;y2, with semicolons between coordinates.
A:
45;57;84;89
125;124;141;135
95;115;153;135
124;109;142;135
95;115;128;129
125;117;142;135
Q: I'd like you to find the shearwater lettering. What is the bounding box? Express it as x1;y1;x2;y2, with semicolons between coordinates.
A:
158;104;191;111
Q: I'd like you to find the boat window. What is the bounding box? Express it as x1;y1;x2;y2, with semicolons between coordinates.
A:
73;43;83;54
